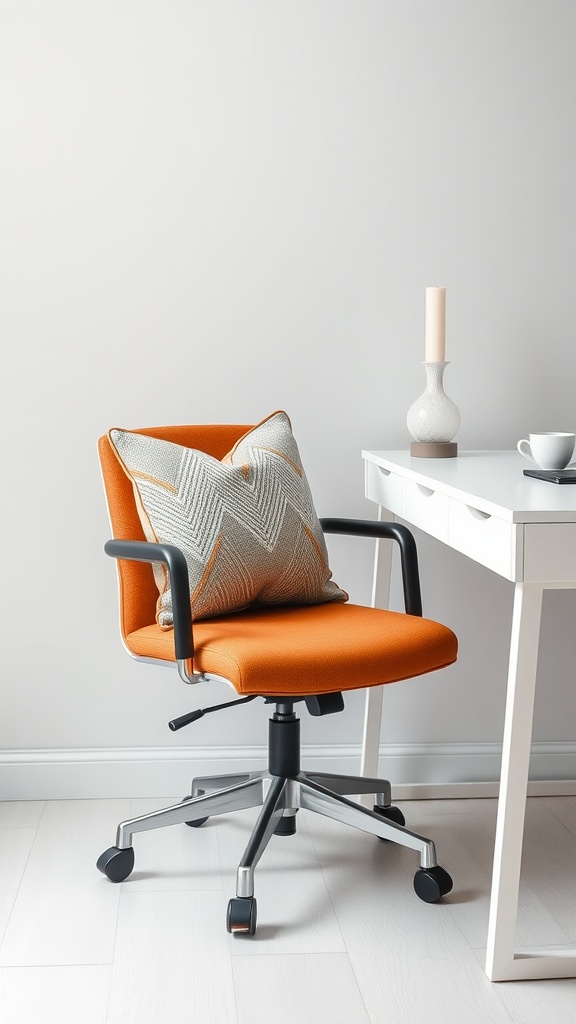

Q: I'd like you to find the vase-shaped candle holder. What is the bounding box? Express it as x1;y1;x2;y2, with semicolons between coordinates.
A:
407;361;460;458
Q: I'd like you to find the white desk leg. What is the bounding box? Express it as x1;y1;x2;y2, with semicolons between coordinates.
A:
485;582;543;981
360;508;393;799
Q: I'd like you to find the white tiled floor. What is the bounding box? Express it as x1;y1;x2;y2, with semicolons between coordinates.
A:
1;795;575;1023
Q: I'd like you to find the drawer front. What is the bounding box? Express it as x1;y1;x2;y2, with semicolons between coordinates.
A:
523;523;576;582
448;500;521;580
402;479;450;542
364;461;404;515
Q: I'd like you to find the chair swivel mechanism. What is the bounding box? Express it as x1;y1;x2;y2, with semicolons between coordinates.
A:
96;423;458;935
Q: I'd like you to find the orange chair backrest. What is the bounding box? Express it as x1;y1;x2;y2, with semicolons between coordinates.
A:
97;424;250;640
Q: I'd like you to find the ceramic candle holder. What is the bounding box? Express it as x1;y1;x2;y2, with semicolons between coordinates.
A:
407;361;460;458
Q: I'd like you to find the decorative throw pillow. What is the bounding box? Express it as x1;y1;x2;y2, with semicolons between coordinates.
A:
108;411;348;625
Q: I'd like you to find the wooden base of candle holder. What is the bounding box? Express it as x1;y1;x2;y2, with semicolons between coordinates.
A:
410;441;458;458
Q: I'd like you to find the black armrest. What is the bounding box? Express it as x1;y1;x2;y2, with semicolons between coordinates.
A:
319;518;422;617
104;540;193;660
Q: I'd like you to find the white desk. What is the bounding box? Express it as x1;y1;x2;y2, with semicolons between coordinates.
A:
362;449;576;982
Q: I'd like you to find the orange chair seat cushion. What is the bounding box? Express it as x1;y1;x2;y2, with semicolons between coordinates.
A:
125;602;457;696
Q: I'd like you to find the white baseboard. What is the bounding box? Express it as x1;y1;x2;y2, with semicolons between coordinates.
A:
1;741;575;801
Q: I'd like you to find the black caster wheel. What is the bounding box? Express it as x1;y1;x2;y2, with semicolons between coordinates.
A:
227;897;257;936
413;865;453;903
96;846;135;882
373;804;406;827
274;812;297;836
181;795;208;828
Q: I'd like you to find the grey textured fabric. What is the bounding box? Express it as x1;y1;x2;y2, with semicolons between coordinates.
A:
109;411;347;624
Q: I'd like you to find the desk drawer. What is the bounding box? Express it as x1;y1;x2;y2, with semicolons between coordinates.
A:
403;479;449;542
365;461;404;515
524;523;576;582
448;500;521;580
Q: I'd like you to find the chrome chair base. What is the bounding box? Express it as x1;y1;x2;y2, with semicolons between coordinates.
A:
98;707;454;930
101;766;447;901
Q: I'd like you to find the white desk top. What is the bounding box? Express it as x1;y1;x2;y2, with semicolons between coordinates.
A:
362;450;576;523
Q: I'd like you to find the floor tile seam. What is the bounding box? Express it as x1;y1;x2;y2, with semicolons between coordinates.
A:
0;825;40;956
345;937;518;1024
103;878;123;1024
227;929;242;1024
435;880;575;959
0;826;40;832
231;950;372;1024
465;810;497;840
230;948;358;962
109;886;239;1024
305;819;356;960
535;799;576;839
118;884;225;896
0;961;113;970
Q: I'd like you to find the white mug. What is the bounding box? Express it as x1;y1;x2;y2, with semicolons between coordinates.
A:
517;432;576;471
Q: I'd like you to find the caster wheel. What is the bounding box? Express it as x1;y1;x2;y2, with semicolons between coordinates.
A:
96;846;135;882
373;804;406;827
413;865;453;903
181;795;208;828
227;897;257;936
274;813;297;836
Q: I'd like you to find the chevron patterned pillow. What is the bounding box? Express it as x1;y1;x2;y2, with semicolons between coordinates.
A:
108;411;348;625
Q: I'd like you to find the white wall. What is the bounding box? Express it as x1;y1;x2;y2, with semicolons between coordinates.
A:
1;1;575;796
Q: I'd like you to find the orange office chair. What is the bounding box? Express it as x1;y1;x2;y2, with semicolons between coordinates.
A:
96;417;458;935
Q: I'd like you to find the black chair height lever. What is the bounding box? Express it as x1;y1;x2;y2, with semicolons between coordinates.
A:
168;695;257;731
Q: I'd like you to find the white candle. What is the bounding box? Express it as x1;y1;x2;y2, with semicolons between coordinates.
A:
425;287;446;362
